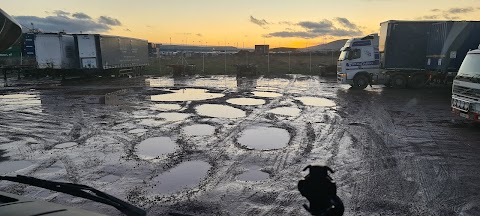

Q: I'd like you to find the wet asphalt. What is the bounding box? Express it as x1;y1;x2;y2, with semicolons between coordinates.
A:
0;75;479;216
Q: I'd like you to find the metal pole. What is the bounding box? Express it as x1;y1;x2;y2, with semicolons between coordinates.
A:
224;40;227;74
203;42;205;73
309;50;312;74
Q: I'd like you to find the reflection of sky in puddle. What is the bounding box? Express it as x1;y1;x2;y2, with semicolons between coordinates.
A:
227;98;265;106
151;88;224;102
255;86;278;92
0;160;33;174
237;126;290;150
152;160;211;194
195;104;246;119
252;91;282;98
137;137;177;159
267;107;301;117
98;174;121;183
0;93;41;111
182;124;216;136
128;129;148;134
237;165;269;182
151;104;182;111
295;97;336;107
54;142;78;149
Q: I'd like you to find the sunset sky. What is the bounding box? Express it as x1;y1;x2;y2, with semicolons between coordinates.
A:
3;0;480;48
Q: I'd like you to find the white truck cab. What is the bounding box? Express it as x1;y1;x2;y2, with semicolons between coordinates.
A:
451;45;480;122
337;34;381;88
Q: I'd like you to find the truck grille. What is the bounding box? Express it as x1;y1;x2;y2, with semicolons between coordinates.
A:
452;85;480;99
451;97;470;112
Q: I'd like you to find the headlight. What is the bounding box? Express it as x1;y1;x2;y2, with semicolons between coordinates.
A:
460;101;465;108
474;103;480;112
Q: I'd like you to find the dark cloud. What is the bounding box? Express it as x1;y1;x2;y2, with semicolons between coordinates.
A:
14;12;122;33
334;17;358;29
196;33;203;37
447;7;474;14
278;21;294;25
51;10;70;17
266;18;363;39
98;16;122;26
250;16;269;28
431;9;440;12
72;12;91;19
124;28;131;32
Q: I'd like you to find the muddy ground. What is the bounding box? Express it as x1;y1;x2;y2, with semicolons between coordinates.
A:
1;75;479;216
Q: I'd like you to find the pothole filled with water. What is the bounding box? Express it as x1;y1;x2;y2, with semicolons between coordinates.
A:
237;126;290;150
128;129;148;134
54;142;78;149
195;104;246;119
267;107;301;117
227;98;266;106
0;160;33;174
156;112;191;122
237;165;269;182
182;124;216;136
251;91;282;98
151;88;224;102
295;97;336;107
151;160;211;194
151;104;182;111
255;86;278;92
136;137;177;159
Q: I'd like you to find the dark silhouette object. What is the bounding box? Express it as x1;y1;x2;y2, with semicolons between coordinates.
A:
298;165;344;216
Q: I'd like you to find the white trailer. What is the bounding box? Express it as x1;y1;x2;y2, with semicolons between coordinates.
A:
34;33;77;69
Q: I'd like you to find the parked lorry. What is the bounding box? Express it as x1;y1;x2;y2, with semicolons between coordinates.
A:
337;20;480;89
451;45;480;122
34;33;78;69
74;34;149;75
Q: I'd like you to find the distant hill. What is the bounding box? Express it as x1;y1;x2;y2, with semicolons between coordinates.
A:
303;39;348;51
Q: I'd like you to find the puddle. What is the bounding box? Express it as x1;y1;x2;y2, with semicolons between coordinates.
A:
237;166;269;182
227;98;266;106
295;97;336;107
251;91;282;98
156;112;191;122
0;93;41;111
0;160;33;174
267;107;301;117
136;137;177;159
237;126;290;150
151;88;224;102
195;104;246;119
182;124;216;136
54;142;78;149
138;119;166;127
37;161;64;174
128;129;148;134
98;174;121;183
151;104;182;111
152;160;211;194
255;86;278;92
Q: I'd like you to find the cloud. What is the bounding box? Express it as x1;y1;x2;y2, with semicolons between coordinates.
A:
196;33;203;37
447;7;474;14
98;16;122;26
266;17;363;39
250;16;269;28
334;17;358;29
124;28;131;32
419;7;478;20
14;12;122;33
72;12;91;19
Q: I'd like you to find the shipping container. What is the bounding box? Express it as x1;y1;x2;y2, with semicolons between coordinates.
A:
74;34;148;70
379;21;435;70
425;21;480;73
34;33;78;69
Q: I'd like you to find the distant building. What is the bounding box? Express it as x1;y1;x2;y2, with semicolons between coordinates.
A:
148;42;160;58
255;45;269;55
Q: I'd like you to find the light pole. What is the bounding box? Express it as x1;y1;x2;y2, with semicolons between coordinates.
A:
289;51;291;73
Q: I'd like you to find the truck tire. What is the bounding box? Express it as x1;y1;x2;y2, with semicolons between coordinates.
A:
352;75;369;89
408;74;427;89
391;74;407;89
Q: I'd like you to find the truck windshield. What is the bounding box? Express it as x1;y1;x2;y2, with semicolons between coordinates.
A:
457;54;480;77
339;50;348;61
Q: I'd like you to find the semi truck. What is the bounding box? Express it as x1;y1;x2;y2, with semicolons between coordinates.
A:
34;33;78;69
74;34;149;75
337;20;480;89
451;45;480;122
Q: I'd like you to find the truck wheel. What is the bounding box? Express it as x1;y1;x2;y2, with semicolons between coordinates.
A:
352;75;369;89
391;75;407;89
408;74;427;89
